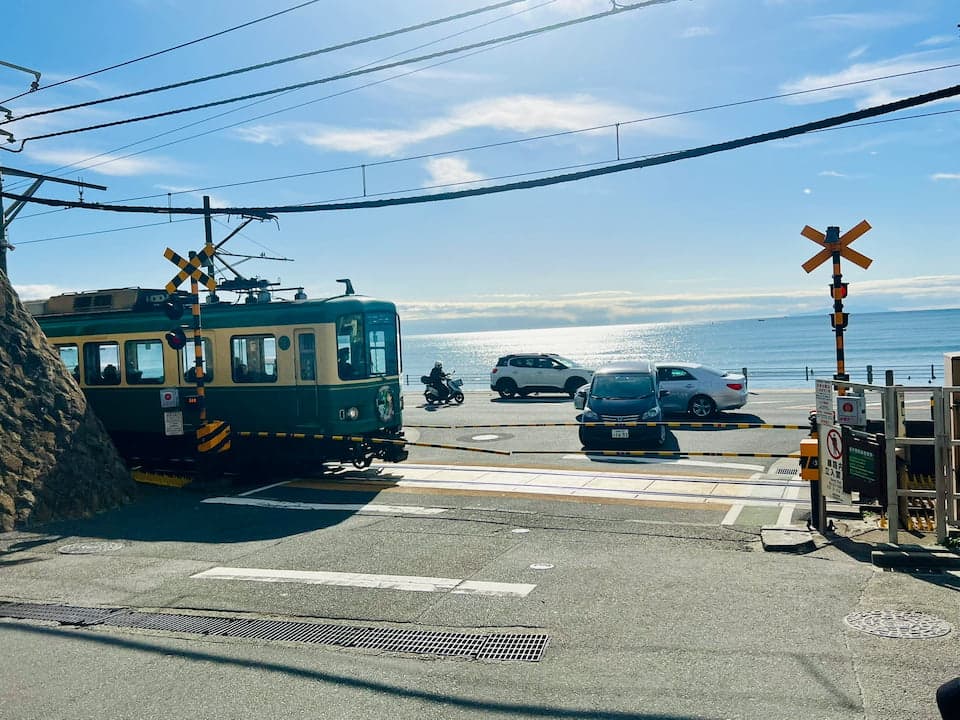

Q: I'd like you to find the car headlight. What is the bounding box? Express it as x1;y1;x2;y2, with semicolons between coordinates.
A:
341;406;359;420
642;407;660;420
582;409;599;422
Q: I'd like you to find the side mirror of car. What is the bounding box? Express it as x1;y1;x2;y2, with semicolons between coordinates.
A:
574;394;585;410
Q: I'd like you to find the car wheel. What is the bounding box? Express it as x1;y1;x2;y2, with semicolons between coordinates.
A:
689;395;716;419
565;377;586;398
496;378;517;398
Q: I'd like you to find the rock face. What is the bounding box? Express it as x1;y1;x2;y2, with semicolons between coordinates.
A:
0;272;135;532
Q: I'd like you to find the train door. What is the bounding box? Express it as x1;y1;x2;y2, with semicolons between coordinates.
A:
294;330;318;420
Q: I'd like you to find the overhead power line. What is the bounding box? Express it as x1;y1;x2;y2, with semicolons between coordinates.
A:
0;0;324;106
7;0;680;147
6;82;959;219
14;58;960;213
4;0;530;124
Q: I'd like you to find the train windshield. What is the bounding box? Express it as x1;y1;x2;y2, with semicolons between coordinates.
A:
336;311;400;380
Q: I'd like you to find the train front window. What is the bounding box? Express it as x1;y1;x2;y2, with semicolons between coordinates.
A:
124;340;165;384
336;311;399;380
83;341;120;385
56;344;80;382
231;335;277;383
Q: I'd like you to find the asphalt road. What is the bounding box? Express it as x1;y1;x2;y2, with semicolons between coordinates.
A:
2;387;958;720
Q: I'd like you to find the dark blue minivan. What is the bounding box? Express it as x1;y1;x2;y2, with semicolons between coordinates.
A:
574;360;667;449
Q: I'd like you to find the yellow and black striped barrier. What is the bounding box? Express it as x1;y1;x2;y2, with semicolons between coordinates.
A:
234;431;511;456
197;420;231;454
406;422;807;430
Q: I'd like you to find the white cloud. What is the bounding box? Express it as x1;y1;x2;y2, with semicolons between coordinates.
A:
235;94;680;157
819;170;847;177
779;52;960;109
681;26;714;39
932;173;960;181
847;45;868;60
423;157;484;187
918;35;956;48
803;188;812;194
24;148;179;177
12;283;70;301
804;13;920;31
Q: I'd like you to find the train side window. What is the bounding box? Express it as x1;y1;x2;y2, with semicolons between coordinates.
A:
83;341;120;385
298;333;316;381
180;338;214;382
124;340;165;384
231;335;277;383
56;344;81;382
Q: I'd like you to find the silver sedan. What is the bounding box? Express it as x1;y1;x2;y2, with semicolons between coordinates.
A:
655;362;748;418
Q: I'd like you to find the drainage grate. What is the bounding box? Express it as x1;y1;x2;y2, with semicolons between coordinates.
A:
0;602;548;661
844;610;953;639
0;602;122;626
476;633;550;662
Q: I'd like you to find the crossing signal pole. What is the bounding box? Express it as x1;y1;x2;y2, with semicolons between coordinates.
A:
801;220;874;395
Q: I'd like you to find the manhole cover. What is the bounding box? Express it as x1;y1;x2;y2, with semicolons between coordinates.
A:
58;542;124;555
843;610;953;639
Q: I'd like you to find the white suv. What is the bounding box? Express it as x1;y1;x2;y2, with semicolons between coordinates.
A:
490;353;593;398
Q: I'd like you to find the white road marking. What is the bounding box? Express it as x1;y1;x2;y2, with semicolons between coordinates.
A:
721;504;745;526
202;496;446;515
237;481;289;497
776;480;802;526
561;454;765;472
191;566;536;597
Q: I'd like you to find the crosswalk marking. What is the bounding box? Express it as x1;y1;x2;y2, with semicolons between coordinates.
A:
202;496;446;515
191;566;536;597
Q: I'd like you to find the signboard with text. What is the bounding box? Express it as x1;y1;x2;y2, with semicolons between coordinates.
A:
842;427;887;504
819;422;851;504
816;379;835;425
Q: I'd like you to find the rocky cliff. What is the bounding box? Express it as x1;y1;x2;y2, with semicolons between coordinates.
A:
0;272;135;532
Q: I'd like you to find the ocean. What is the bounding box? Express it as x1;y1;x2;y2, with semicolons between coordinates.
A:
400;308;960;391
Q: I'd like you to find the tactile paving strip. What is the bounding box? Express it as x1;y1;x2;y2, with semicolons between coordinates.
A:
0;602;548;661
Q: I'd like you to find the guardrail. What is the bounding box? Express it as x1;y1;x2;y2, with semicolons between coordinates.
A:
402;364;943;389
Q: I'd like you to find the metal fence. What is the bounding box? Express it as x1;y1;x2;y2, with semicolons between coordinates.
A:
402;364;944;389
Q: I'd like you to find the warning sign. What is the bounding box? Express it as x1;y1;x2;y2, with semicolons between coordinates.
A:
819;423;851;504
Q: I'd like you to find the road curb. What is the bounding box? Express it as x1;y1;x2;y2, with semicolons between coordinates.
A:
871;548;960;569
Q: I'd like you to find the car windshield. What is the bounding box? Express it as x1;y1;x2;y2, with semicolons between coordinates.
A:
591;373;655;399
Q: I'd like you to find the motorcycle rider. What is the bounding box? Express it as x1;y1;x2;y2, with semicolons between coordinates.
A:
428;361;450;401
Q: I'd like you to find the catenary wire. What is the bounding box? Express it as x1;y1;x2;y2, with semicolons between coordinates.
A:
3;3;549;194
0;0;324;106
6;82;958;221
4;0;531;124
12;103;959;246
10;0;680;145
10;55;960;207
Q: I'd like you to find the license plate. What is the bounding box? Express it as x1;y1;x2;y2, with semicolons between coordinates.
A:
611;428;629;439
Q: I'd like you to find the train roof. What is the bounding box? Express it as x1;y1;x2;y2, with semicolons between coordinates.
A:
29;287;398;336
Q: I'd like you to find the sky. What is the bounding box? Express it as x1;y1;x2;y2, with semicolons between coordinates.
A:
1;0;959;334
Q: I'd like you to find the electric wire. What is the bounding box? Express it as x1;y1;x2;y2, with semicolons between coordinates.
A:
0;0;323;105
10;56;960;205
9;0;680;146
6;81;958;221
12;103;960;246
3;3;547;194
3;0;530;124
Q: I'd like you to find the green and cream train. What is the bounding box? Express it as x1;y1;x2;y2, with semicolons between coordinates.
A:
27;285;408;474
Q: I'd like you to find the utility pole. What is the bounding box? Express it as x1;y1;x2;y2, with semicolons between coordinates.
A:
0;166;107;276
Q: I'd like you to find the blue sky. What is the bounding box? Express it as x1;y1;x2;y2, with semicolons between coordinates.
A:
2;0;959;333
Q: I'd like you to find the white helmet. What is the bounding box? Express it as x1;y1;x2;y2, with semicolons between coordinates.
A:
434;361;442;368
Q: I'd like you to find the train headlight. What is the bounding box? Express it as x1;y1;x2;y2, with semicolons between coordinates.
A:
344;406;359;420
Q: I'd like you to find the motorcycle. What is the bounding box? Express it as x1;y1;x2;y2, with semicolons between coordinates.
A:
420;372;464;405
